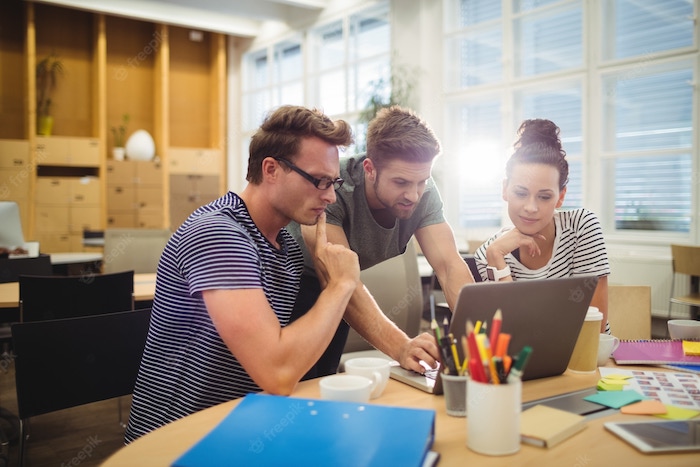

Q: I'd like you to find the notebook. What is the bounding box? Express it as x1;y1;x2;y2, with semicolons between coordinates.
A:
173;393;436;467
612;339;700;365
390;276;598;392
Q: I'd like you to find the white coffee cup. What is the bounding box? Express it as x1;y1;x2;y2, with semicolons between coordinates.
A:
597;333;620;367
319;374;373;403
343;357;391;399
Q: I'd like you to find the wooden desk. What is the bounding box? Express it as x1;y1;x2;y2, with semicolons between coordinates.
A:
102;367;698;466
0;272;156;309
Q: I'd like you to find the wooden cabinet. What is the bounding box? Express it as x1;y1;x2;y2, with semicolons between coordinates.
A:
106;160;164;228
34;175;101;252
0;2;227;252
0;139;31;234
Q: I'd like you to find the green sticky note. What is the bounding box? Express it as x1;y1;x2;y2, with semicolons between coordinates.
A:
655;405;700;420
584;390;646;409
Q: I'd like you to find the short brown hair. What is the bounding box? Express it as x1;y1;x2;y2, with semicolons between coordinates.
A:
365;105;441;168
246;106;353;183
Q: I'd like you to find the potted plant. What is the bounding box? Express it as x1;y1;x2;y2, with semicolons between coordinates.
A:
110;114;130;160
36;52;64;135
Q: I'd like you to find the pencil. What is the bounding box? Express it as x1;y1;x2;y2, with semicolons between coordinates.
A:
489;308;502;351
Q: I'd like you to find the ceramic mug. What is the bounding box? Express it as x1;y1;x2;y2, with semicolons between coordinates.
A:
597;333;620;366
343;357;391;399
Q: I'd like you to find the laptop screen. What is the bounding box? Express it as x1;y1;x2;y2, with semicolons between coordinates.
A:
448;276;599;381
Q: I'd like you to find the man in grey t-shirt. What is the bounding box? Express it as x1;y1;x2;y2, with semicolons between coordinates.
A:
287;106;475;378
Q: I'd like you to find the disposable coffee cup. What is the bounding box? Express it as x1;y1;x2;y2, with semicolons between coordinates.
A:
441;373;468;417
568;306;603;373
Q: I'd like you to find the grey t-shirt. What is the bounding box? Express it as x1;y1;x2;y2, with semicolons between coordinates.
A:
286;155;445;276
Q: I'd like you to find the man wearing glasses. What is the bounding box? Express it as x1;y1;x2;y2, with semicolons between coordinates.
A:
125;106;360;442
287;105;475;379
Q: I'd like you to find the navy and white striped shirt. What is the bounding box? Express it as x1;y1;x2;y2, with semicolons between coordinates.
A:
474;208;610;281
124;192;303;443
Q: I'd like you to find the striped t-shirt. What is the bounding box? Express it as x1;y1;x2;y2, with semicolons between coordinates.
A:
473;208;610;281
124;192;303;443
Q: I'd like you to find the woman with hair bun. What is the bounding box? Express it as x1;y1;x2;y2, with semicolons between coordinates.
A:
474;119;611;333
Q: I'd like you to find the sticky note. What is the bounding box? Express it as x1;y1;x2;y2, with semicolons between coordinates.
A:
584;390;646;409
597;381;625;391
601;374;633;380
620;400;667;415
682;340;700;356
655;405;700;420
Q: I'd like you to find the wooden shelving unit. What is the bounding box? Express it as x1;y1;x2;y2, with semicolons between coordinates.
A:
0;1;228;251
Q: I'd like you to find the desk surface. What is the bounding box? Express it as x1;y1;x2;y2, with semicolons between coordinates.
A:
0;272;156;308
103;366;698;466
49;252;103;265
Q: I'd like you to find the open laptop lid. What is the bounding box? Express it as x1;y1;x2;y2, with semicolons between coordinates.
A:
449;276;599;381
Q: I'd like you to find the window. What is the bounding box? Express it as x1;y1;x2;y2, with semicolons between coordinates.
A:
241;38;304;132
241;2;390;154
308;3;390;151
443;0;697;238
601;62;694;233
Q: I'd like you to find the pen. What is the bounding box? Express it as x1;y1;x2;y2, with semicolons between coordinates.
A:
439;336;457;374
494;333;511;358
493;356;507;384
507;345;533;384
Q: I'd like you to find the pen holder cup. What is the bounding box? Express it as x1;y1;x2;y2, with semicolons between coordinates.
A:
466;379;522;456
441;373;468;417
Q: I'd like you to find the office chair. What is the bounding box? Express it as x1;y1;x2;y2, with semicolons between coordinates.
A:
103;228;170;274
19;270;134;322
0;255;53;284
0;254;53;358
669;244;700;320
339;242;423;366
11;308;151;466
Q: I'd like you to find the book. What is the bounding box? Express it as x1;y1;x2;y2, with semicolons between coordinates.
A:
612;339;700;365
520;404;587;448
173;393;435;467
659;363;700;375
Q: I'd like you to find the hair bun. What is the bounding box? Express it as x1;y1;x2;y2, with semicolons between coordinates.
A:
514;119;563;155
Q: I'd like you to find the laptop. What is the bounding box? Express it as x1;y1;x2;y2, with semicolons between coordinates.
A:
390;276;599;393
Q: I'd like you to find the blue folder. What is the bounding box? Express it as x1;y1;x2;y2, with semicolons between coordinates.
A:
173;393;436;467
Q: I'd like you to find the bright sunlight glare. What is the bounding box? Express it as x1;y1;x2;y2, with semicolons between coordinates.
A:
459;141;506;189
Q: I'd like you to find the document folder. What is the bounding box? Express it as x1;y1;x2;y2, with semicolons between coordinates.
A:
173;393;436;467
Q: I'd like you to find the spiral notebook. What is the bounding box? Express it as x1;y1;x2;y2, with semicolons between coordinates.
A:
612;340;700;365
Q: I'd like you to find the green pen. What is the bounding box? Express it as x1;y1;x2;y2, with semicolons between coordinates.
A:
506;345;532;384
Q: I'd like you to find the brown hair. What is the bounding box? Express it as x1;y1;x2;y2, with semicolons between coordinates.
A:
506;118;569;190
365;105;441;169
246;105;353;183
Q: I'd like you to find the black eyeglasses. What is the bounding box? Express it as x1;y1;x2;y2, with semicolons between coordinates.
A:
274;157;344;190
